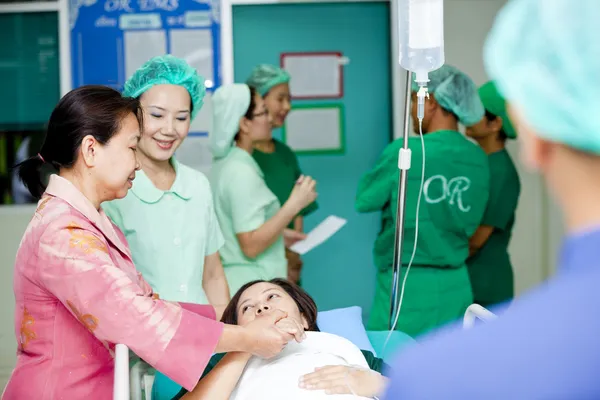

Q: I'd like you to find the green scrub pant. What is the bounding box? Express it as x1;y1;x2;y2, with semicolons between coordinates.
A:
368;265;473;338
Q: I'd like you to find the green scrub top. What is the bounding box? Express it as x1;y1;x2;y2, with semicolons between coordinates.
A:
356;130;490;336
210;146;287;295
467;149;521;307
252;139;318;228
102;158;224;304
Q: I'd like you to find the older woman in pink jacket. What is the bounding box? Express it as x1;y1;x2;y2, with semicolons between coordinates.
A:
2;86;296;399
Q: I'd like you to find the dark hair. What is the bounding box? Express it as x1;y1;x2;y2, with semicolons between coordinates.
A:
221;278;320;332
234;86;259;142
15;85;143;199
484;109;508;141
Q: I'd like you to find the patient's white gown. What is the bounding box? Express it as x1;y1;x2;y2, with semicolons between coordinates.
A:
230;331;373;399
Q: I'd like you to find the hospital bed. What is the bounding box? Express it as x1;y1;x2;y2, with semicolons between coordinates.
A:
114;304;496;400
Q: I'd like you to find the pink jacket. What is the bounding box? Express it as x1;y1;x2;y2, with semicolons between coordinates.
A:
2;175;223;400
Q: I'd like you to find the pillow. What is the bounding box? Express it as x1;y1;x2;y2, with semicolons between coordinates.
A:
316;306;377;356
153;307;379;399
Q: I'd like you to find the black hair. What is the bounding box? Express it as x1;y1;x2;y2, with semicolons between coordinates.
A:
234;86;259;142
15;85;143;199
221;278;320;332
244;86;259;119
484;109;508;141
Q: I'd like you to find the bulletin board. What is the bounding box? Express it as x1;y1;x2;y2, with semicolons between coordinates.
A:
70;0;221;174
280;52;344;99
70;0;221;138
281;103;345;155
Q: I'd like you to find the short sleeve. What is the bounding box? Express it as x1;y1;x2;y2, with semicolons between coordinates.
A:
226;166;276;234
355;142;399;213
36;217;223;391
481;169;520;230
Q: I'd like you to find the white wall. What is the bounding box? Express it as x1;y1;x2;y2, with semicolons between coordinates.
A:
0;206;33;389
437;0;562;294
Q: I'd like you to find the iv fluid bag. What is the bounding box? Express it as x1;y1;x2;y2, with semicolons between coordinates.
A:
398;0;445;77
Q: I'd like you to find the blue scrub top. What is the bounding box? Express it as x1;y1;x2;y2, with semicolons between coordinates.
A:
384;228;600;399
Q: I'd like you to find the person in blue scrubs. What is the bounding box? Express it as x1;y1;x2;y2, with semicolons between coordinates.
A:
382;1;600;398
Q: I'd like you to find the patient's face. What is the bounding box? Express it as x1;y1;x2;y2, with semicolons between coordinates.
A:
237;282;308;329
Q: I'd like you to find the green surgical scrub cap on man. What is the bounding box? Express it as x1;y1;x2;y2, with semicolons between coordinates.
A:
246;64;291;97
479;81;517;139
411;64;485;127
123;55;206;120
209;84;251;159
485;0;600;154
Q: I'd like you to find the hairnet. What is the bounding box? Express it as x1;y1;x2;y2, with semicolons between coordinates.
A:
411;65;484;126
123;55;206;120
484;0;600;154
479;81;517;139
210;84;252;159
246;64;291;97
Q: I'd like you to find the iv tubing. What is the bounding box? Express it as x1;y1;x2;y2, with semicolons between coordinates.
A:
385;75;428;348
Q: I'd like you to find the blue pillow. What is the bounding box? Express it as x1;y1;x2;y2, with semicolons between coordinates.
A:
317;306;377;355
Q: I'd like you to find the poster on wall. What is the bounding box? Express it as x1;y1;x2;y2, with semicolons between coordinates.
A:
70;0;221;172
282;103;345;154
280;52;345;99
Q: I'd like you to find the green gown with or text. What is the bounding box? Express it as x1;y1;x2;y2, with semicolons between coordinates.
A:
356;130;490;337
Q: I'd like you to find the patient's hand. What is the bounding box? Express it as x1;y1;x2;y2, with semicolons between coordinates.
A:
299;365;387;397
275;317;306;343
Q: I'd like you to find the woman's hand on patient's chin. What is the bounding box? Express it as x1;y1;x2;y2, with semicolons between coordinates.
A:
299;365;386;397
275;317;306;343
244;309;293;359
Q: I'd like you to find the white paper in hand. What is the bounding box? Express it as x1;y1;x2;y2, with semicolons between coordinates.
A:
290;216;347;255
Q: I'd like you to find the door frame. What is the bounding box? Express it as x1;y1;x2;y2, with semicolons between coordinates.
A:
220;0;405;140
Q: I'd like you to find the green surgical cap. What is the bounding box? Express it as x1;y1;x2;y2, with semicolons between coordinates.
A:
246;64;291;97
485;0;600;154
411;64;484;127
210;84;251;159
123;55;206;120
479;81;517;139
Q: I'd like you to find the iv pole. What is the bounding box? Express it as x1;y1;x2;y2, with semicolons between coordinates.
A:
389;69;413;329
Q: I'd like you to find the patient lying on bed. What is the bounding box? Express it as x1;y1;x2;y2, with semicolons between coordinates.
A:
174;279;388;400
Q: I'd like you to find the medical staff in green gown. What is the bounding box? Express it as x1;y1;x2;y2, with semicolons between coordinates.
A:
465;81;521;308
356;65;490;337
246;65;319;284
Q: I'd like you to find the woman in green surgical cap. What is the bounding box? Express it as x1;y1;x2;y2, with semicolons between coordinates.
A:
103;55;230;314
209;83;317;295
246;65;319;284
356;65;491;337
465;81;521;308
